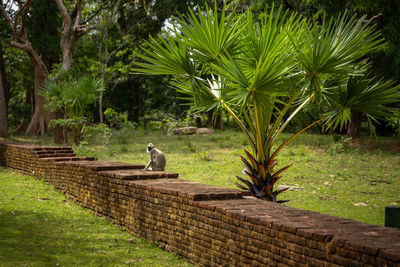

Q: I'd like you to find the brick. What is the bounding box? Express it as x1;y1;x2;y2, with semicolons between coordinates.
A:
1;141;400;267
379;248;400;262
280;248;290;258
286;242;302;254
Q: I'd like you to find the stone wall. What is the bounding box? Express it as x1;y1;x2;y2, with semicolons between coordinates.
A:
0;141;399;266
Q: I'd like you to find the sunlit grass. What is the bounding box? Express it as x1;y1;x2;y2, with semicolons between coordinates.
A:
76;129;399;226
4;129;400;226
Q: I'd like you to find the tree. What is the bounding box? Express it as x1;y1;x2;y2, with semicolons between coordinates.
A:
134;5;399;201
0;40;8;138
283;0;400;137
88;0;211;123
323;76;400;138
0;0;100;143
42;75;104;145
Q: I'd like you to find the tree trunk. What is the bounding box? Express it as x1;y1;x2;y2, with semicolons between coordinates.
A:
207;111;213;127
215;113;224;131
25;65;66;144
0;42;8;138
26;65;51;136
98;26;108;124
347;110;362;139
195;117;202;128
132;80;141;122
51;111;67;144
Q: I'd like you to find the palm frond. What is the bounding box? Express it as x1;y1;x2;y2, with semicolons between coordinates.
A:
134;35;196;76
323;76;400;131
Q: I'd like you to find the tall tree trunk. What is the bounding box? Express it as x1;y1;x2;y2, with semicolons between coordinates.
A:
0;42;8;138
347;110;362;138
98;26;108;124
26;65;51;135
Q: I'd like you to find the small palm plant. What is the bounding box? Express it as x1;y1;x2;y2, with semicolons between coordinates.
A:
42;75;104;145
323;75;400;137
134;4;399;201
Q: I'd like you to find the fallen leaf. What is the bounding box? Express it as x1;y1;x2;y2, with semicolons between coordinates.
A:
10;211;15;215
319;196;333;200
353;202;369;206
38;197;50;201
277;185;302;191
65;202;71;207
324;182;331;186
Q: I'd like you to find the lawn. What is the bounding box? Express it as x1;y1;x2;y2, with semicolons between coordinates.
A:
73;129;400;226
6;129;400;227
0;168;191;266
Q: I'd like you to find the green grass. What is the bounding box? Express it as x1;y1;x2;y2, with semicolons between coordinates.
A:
72;129;399;226
4;130;400;227
0;168;191;267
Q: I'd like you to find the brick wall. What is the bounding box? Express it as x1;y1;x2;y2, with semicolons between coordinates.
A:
1;141;399;266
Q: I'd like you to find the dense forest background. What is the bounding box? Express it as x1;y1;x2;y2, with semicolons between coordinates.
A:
1;0;399;140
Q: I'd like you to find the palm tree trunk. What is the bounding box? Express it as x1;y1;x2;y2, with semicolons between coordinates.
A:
347;110;362;138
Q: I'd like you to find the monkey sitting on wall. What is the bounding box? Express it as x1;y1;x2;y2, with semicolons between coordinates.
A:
144;143;166;171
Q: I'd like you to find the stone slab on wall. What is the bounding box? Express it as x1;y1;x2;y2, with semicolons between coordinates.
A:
0;141;399;266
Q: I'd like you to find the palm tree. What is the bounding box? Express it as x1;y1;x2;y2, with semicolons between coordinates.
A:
323;76;400;138
134;4;399;201
42;75;104;145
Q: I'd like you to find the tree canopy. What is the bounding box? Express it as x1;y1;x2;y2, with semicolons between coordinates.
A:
1;0;400;140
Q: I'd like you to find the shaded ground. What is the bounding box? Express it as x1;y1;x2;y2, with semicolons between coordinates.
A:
0;168;191;267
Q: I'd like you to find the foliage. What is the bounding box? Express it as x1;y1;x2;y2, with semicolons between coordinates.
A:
325;135;352;155
1;43;33;130
387;112;400;137
41;74;104;145
84;123;112;145
134;4;398;201
71;0;212;124
323;76;400;133
48;117;88;146
145;111;195;134
291;0;400;82
104;108;128;129
27;0;61;67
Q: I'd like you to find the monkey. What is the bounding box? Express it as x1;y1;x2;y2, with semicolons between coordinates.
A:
144;143;166;171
